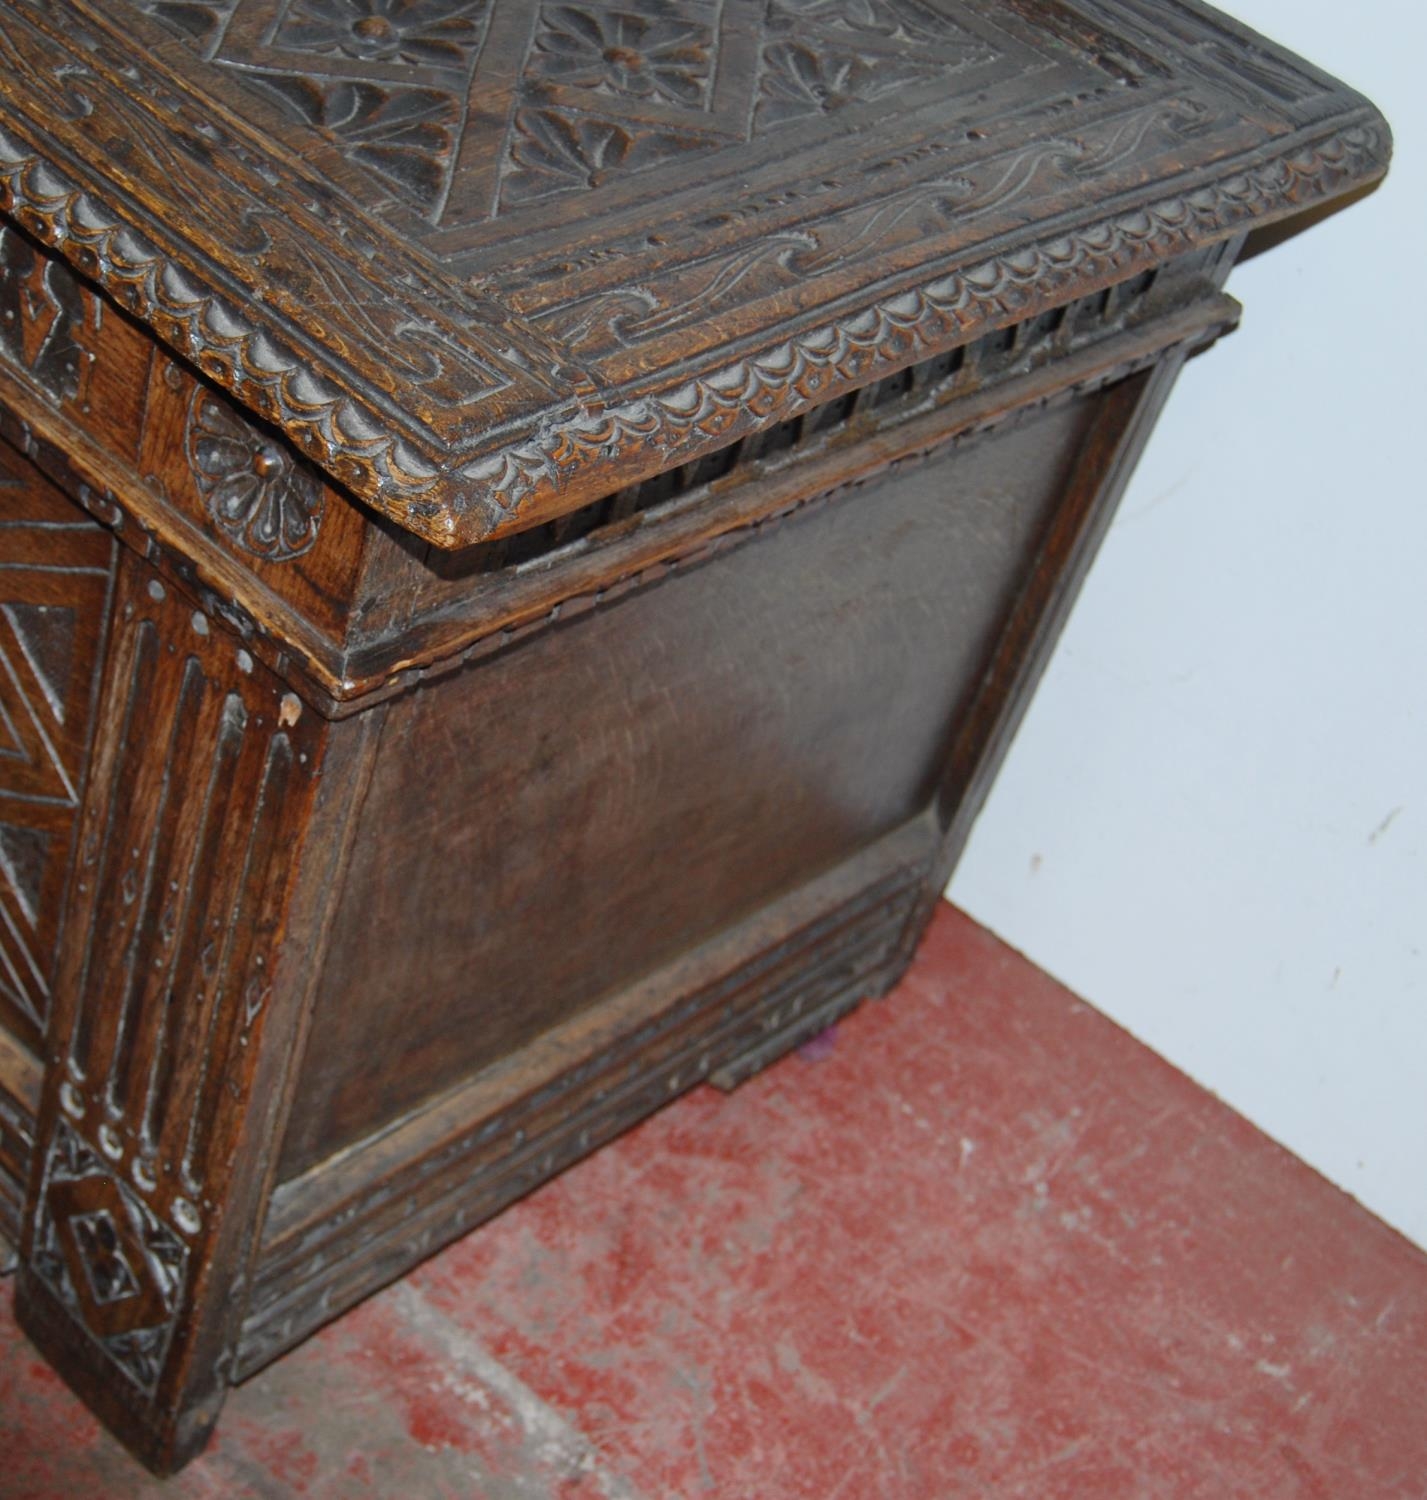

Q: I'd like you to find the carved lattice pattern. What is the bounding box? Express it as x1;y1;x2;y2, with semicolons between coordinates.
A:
124;0;999;222
0;447;114;1046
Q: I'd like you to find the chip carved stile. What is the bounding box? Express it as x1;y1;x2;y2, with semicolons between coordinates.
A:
0;451;116;1051
22;558;324;1420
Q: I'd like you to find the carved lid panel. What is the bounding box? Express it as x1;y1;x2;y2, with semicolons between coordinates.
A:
0;1;1389;545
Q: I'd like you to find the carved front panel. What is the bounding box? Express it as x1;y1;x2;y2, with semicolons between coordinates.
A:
0;440;116;1053
23;555;324;1405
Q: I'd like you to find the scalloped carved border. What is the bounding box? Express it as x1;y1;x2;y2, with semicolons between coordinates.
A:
0;116;1388;547
455;118;1388;538
0;124;439;501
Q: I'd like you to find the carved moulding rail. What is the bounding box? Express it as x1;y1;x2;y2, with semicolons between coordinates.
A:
237;821;936;1378
340;289;1242;709
454;119;1386;534
0;114;1389;549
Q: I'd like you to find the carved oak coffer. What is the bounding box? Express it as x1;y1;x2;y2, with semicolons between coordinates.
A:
0;0;1386;1474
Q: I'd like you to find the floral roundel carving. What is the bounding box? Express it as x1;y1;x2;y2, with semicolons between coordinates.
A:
186;387;325;563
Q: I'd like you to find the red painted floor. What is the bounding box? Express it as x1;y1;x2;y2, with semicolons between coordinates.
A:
4;902;1426;1498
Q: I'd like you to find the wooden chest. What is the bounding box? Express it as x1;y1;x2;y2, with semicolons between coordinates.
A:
0;0;1387;1472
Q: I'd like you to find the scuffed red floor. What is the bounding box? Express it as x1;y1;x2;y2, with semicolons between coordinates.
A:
4;902;1426;1498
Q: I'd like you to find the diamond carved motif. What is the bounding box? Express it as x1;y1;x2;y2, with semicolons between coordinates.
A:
0;451;115;1044
31;1120;190;1395
119;0;1007;226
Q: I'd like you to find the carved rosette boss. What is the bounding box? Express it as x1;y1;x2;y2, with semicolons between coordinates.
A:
186;387;324;562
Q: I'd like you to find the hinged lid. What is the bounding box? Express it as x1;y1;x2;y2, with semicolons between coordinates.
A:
0;0;1387;547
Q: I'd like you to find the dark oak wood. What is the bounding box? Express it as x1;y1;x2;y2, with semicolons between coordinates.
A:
0;0;1388;546
0;0;1387;1474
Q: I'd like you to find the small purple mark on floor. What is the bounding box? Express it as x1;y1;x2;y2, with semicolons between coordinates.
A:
5;900;1427;1498
795;1022;839;1063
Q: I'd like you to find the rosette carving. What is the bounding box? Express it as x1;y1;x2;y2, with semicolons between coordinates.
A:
186;387;325;562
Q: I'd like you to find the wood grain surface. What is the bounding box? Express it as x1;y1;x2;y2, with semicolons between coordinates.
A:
0;0;1389;1475
0;0;1389;543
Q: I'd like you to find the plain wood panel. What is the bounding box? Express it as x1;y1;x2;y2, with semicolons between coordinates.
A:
279;396;1099;1176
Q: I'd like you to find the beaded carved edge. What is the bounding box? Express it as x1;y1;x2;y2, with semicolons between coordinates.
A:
0;109;1387;548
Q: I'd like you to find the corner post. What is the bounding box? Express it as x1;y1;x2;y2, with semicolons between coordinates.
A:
13;552;336;1473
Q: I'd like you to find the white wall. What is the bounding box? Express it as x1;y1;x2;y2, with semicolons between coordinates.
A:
949;2;1426;1250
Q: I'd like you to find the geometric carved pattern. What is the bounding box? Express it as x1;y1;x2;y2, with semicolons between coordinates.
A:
0;221;89;406
29;1119;189;1394
129;0;995;223
0;446;115;1045
21;555;324;1415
